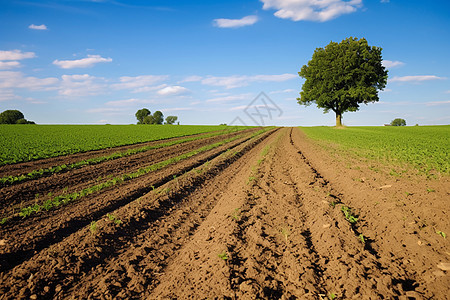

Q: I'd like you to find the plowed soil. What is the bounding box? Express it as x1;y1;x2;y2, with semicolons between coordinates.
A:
0;127;448;299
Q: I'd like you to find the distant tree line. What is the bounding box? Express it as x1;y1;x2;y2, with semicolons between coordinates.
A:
135;108;178;125
0;110;35;124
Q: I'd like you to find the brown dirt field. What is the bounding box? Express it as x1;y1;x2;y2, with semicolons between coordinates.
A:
0;127;448;299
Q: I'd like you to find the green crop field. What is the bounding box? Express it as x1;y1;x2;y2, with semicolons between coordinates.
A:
0;125;246;166
299;126;450;175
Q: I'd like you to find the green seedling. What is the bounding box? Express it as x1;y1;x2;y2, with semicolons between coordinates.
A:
0;217;9;225
43;199;53;211
89;221;98;234
106;213;122;225
158;187;171;195
328;293;337;300
359;234;365;244
218;251;228;261
231;208;241;221
436;231;447;239
341;206;358;224
389;169;400;177
247;176;256;184
281;228;290;242
426;188;435;193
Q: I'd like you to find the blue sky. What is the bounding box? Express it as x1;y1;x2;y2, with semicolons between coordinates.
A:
0;0;449;126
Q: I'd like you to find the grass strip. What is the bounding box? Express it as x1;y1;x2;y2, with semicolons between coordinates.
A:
6;132;249;222
0;128;246;187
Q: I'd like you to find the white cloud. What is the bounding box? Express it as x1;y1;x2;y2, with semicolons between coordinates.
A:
181;75;203;82
0;61;21;70
230;105;248;111
213;15;258;28
206;93;253;103
201;73;296;89
161;107;192;112
111;75;169;92
106;98;157;106
86;107;124;114
59;74;106;96
230;103;280;112
382;60;404;68
0;71;58;90
0;90;20;101
261;0;362;22
29;24;48;30
157;85;190;96
390;75;446;83
53;54;112;69
0;50;36;60
270;89;296;94
425;100;450;106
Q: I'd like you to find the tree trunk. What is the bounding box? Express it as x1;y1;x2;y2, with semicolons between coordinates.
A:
336;112;342;127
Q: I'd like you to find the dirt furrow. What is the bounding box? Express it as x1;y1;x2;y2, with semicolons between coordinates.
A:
224;130;327;299
147;130;283;299
0;128;254;214
0;129;276;299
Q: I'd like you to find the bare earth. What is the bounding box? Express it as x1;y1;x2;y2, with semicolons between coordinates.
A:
0;127;448;299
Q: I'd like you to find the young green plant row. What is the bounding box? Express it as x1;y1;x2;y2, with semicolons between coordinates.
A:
0;128;245;187
0;124;248;166
2;132;252;223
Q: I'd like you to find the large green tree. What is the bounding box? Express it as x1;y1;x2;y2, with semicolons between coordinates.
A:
152;111;164;125
0;110;24;124
298;37;388;126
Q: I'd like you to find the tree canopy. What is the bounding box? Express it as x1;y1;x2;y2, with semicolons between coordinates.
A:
135;108;171;125
0;110;35;124
165;116;178;125
298;37;388;126
152;111;164;125
135;108;151;124
390;118;406;126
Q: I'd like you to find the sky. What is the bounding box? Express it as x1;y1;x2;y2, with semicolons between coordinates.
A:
0;0;449;126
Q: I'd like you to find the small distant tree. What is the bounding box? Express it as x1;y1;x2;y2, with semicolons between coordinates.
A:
298;37;388;126
152;111;164;125
165;116;178;125
135;108;151;124
390;118;406;126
